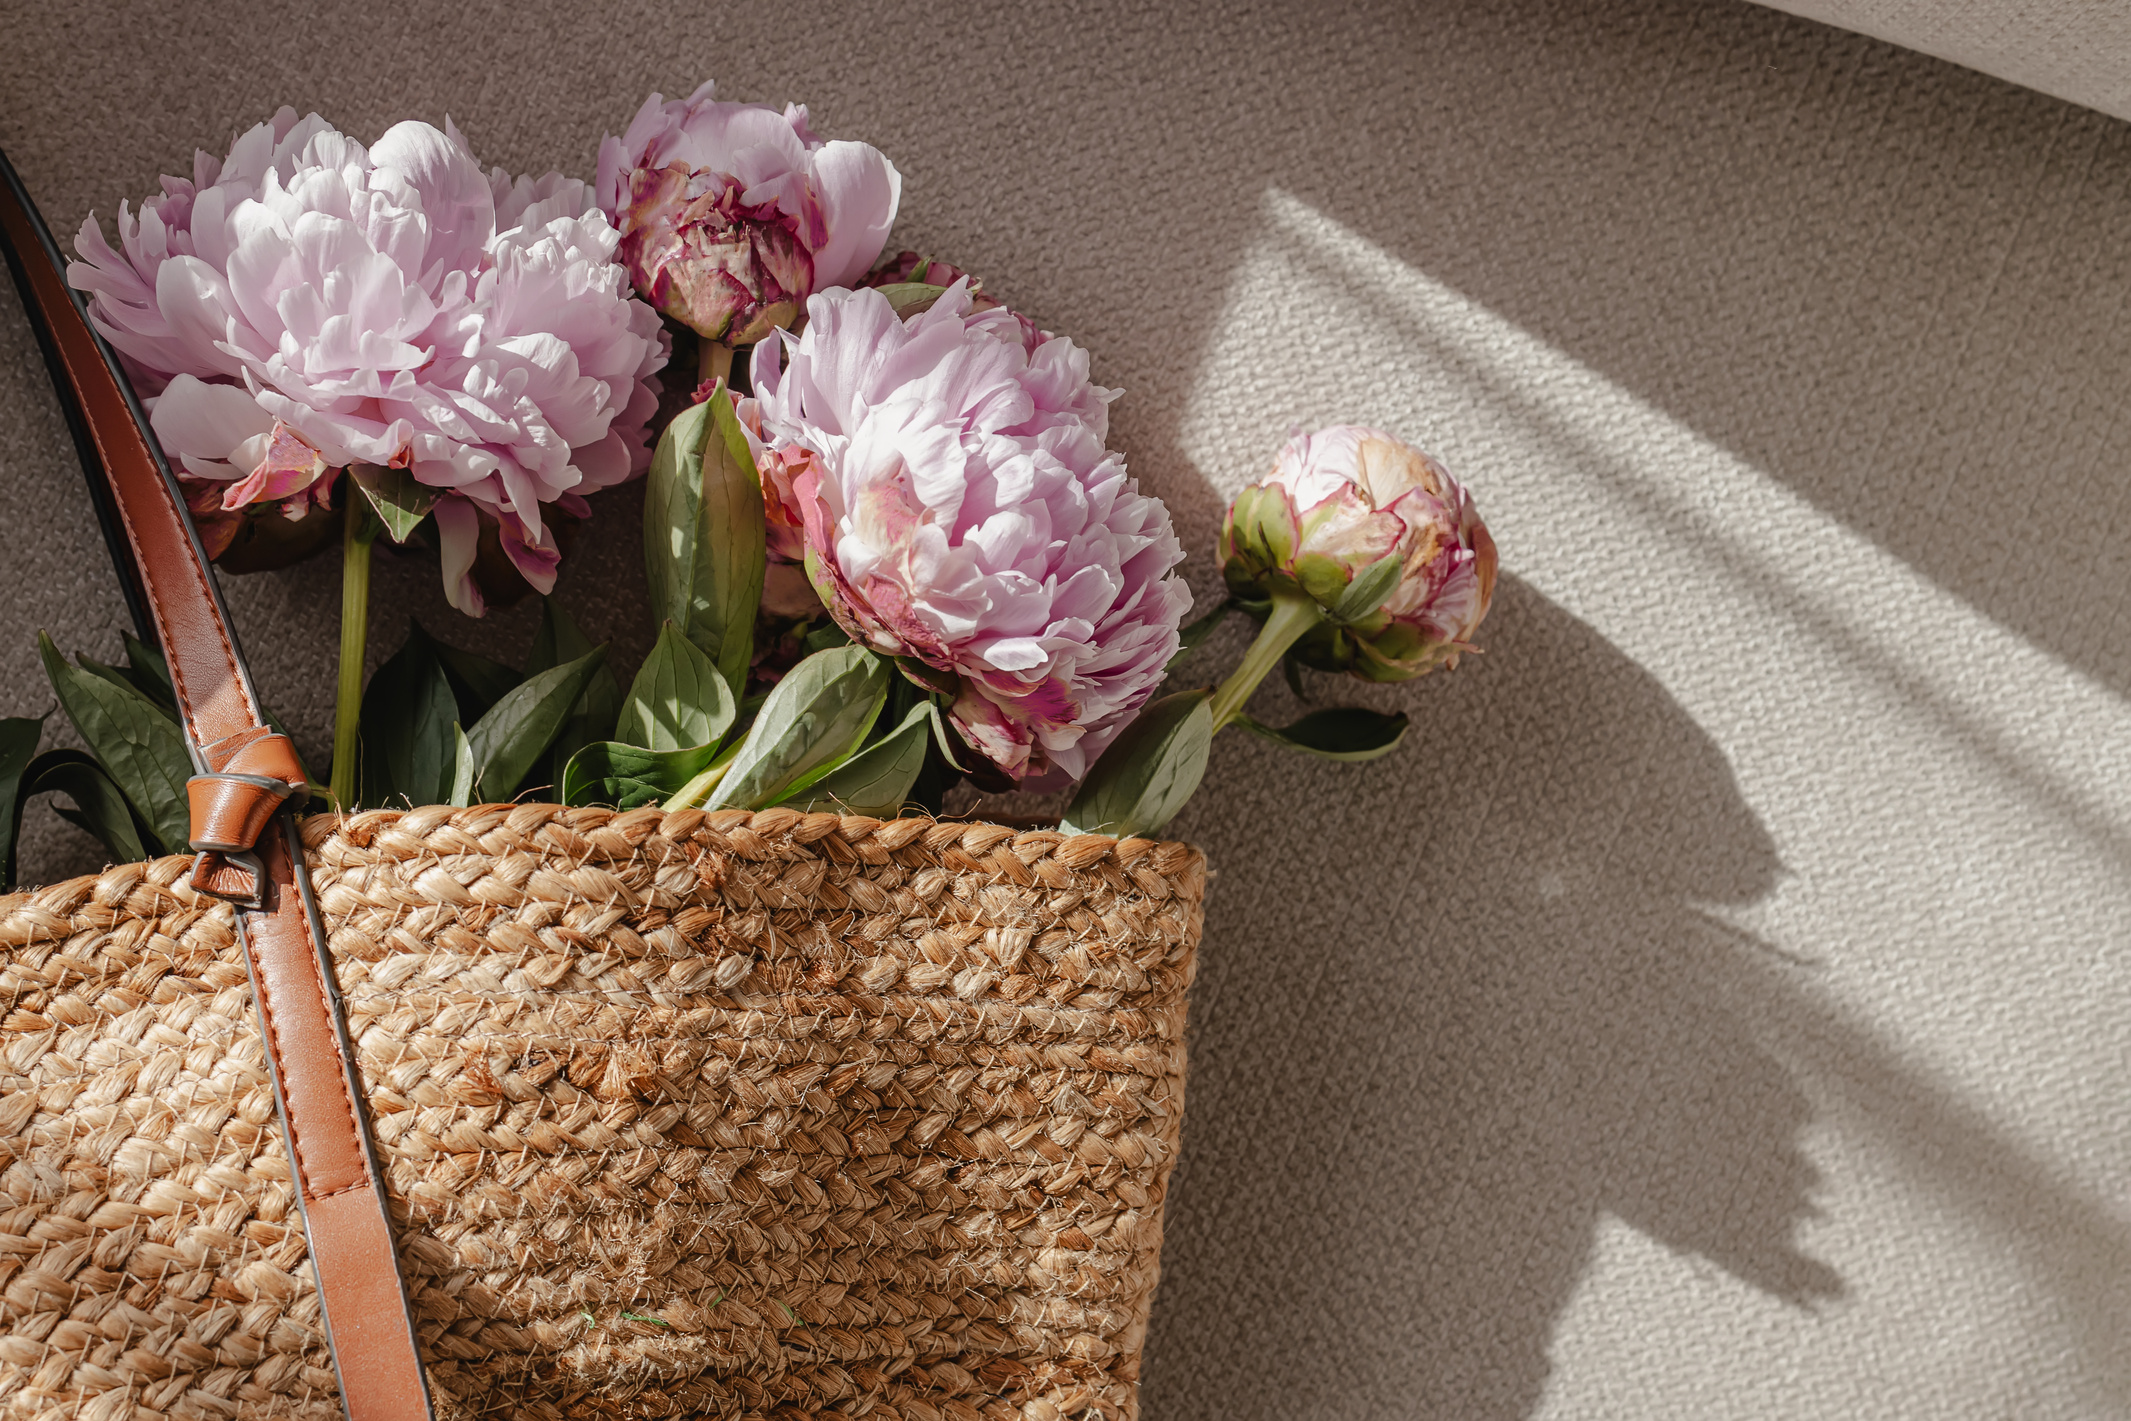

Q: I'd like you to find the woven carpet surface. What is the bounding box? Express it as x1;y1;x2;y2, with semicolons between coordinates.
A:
3;1;2128;1416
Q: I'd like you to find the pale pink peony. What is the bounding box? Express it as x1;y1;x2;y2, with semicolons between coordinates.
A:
69;107;668;614
597;82;900;346
748;282;1192;785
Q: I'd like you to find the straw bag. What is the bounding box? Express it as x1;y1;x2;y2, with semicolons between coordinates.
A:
0;158;1206;1421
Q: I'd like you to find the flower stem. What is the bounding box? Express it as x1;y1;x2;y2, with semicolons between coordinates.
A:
329;486;376;813
698;337;733;390
1207;591;1322;730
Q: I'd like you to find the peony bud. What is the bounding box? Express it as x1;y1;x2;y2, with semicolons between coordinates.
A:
1220;425;1496;680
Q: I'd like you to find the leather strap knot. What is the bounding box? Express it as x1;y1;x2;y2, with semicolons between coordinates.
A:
186;730;307;904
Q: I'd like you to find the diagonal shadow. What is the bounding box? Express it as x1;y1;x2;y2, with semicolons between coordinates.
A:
1141;574;1840;1419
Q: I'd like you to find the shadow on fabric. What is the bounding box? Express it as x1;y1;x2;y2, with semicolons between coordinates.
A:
1141;574;1841;1420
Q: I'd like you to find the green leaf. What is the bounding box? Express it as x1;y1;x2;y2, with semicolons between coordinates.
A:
1060;689;1215;838
17;749;155;876
359;625;459;807
39;632;193;852
461;648;606;802
643;391;766;695
709;646;889;811
526;598;579;677
1238;706;1410;762
78;655;180;723
124;633;171;696
0;716;44;892
562;740;724;809
869;281;949;317
449;724;475;808
778;701;932;816
348;463;437;544
1327;551;1404;624
802;621;852;654
1166;599;1233;674
31;750;152;863
528;599;621;800
616;622;736;753
422;624;524;723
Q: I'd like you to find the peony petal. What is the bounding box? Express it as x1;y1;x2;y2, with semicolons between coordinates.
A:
805;141;901;290
498;516;560;596
432;495;487;617
219;422;328;509
368;120;497;282
148;374;275;460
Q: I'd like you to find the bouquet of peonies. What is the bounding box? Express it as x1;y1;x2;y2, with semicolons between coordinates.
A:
0;78;1501;1421
5;83;1495;870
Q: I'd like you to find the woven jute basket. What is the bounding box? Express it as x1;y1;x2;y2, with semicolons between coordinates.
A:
0;805;1205;1421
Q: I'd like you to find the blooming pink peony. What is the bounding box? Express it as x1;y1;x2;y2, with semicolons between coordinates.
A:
597;82;900;346
749;282;1192;785
1222;425;1496;680
70;107;668;614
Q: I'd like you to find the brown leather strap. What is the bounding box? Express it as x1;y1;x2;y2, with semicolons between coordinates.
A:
0;154;435;1421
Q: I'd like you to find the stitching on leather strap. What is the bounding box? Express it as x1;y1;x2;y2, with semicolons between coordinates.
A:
314;1181;375;1202
67;347;252;743
274;860;369;1204
242;904;311;1196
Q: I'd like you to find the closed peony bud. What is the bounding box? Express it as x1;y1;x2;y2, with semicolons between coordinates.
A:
598;84;900;346
1220;425;1496;680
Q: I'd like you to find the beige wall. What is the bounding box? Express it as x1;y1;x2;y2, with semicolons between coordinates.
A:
1761;1;2131;121
3;1;2128;1416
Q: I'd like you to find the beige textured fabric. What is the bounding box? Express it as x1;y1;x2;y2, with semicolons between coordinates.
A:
1758;0;2131;122
2;0;2128;1415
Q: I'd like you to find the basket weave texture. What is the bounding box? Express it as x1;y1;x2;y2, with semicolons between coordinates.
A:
0;807;1206;1421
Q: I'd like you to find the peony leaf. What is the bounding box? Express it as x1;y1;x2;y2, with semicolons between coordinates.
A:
124;633;171;696
643;389;765;697
1060;688;1214;838
11;749;153;883
1327;551;1404;625
448;724;475;808
528;598;620;801
870;282;949;318
38;632;193;853
358;624;459;807
348;463;437;544
615;622;736;753
0;716;44;892
425;626;524;724
78;655;179;723
461;648;606;803
709;646;889;811
1238;706;1409;762
561;740;725;810
778;702;932;816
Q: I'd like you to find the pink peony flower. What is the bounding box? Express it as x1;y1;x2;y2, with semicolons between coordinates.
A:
1222;425;1497;680
597;82;900;346
749;282;1192;785
69;107;668;614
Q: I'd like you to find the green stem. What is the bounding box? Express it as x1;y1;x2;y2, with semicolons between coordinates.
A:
698;336;732;390
329;489;375;813
1207;591;1323;730
661;739;743;811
